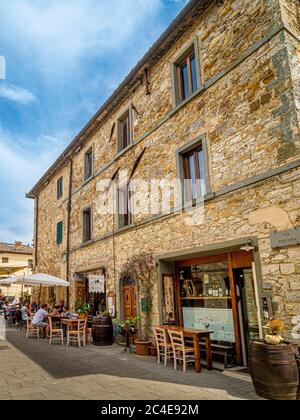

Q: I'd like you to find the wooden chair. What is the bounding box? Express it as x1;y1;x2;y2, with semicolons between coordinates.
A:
67;319;87;348
152;327;173;367
26;319;39;339
168;329;195;373
48;317;64;345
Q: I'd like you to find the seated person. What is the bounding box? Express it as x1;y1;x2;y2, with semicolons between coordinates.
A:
21;302;31;322
3;301;11;317
31;301;39;313
32;304;49;338
50;305;61;316
61;306;72;319
58;299;65;312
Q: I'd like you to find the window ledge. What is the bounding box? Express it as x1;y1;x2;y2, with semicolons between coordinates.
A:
116;143;134;159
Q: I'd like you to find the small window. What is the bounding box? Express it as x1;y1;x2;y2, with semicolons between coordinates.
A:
182;145;206;201
83;206;92;243
57;176;63;199
177;136;210;206
118;184;133;228
2;257;9;263
118;111;131;152
84;148;93;181
173;43;199;105
56;221;63;245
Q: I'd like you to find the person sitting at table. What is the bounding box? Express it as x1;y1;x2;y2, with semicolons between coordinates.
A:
58;299;65;312
61;306;72;319
3;301;11;317
31;300;39;313
21;301;31;322
32;304;49;338
50;305;61;316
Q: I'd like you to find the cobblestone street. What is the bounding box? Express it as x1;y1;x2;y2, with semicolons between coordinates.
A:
0;325;261;400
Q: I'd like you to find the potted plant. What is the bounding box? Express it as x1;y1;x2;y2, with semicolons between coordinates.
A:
120;252;155;356
77;302;90;319
249;319;299;400
265;319;285;345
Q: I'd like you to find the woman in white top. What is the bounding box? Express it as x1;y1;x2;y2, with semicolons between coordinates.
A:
21;302;31;321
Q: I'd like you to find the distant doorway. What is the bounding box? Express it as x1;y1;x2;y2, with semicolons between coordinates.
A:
123;278;137;320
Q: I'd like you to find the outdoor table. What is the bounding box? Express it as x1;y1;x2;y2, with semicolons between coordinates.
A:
162;325;213;373
61;319;78;329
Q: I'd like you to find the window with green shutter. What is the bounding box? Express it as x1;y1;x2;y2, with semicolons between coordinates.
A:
56;221;63;245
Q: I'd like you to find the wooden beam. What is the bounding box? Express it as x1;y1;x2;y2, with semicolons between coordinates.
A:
228;253;242;365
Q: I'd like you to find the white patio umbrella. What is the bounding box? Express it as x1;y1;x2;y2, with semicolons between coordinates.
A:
0;273;69;303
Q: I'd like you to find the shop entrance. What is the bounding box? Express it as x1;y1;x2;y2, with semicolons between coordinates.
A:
174;251;260;366
123;278;137;320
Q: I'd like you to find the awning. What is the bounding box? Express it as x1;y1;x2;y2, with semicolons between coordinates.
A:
0;273;69;287
0;262;29;276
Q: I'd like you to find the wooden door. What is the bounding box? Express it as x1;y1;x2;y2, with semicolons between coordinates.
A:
123;286;137;320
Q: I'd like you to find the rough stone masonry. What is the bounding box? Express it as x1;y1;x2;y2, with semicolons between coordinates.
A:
27;0;300;343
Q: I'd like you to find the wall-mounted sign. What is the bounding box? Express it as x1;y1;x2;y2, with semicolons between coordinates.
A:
270;227;300;249
107;292;116;317
88;274;105;293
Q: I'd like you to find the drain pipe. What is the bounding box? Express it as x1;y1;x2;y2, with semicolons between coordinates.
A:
66;157;73;307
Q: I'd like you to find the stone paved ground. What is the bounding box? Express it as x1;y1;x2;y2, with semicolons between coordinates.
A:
0;322;261;400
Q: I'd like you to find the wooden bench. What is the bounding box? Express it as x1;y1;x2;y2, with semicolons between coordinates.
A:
200;341;236;369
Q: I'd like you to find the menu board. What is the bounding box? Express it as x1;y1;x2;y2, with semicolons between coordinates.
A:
182;307;235;343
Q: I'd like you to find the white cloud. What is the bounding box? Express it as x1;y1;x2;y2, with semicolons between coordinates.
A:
0;83;37;104
0;0;163;79
0;126;67;243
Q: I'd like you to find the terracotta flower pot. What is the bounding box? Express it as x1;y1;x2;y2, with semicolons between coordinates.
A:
135;340;151;356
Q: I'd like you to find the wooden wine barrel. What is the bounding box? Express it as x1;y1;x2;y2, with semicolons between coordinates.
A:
249;340;299;400
92;317;113;346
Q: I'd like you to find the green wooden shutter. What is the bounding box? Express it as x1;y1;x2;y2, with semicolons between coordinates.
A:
56;221;63;244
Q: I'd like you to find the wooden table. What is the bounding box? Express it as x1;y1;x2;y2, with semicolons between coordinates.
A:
61;319;79;329
162;326;213;373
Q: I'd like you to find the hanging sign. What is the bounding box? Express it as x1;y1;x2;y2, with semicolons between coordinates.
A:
89;274;105;293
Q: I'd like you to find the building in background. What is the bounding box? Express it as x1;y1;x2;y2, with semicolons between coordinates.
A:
0;241;33;301
27;0;300;366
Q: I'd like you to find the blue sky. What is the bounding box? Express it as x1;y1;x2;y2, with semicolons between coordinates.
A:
0;0;187;245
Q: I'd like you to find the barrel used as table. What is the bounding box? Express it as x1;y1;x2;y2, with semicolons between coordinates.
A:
249;340;299;400
92;316;113;346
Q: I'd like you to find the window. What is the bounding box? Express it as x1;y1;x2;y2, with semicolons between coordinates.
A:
173;42;200;105
57;176;63;199
56;221;63;245
82;206;92;243
118;184;133;228
118;111;131;152
84;147;93;181
2;257;9;263
177;136;210;205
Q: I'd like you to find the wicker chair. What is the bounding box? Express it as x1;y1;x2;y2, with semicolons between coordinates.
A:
168;329;195;373
26;319;40;339
48;317;64;345
152;326;173;367
67;319;87;348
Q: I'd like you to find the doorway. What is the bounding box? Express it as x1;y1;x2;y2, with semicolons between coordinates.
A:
123;278;137;320
174;251;260;366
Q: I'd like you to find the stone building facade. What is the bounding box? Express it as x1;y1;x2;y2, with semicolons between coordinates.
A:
27;0;300;363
